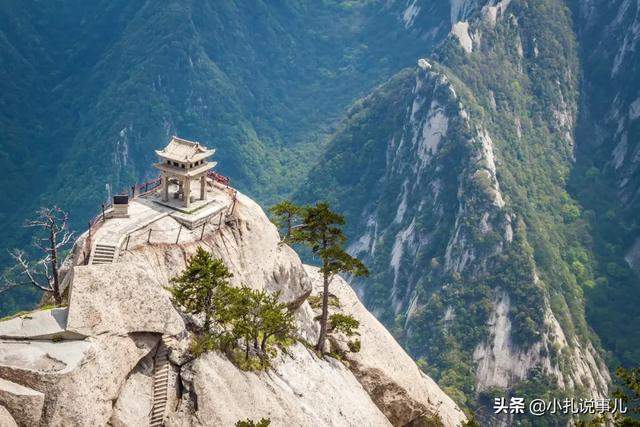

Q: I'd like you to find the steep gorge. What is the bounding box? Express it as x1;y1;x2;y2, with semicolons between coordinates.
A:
2;0;640;422
297;0;627;419
0;0;454;316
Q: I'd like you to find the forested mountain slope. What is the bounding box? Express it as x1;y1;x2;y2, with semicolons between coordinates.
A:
571;0;640;367
297;0;640;419
0;0;453;315
2;1;640;421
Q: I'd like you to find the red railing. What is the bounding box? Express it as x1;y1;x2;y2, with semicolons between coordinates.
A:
207;171;230;186
133;176;162;197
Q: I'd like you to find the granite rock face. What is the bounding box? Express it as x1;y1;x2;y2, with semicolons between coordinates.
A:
0;378;44;427
172;343;391;427
0;190;465;426
0;405;17;427
305;266;467;427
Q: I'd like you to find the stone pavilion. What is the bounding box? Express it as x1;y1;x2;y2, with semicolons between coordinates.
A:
154;136;217;208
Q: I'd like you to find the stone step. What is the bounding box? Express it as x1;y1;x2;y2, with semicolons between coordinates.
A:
95;248;115;254
92;252;114;258
149;336;174;426
93;250;114;254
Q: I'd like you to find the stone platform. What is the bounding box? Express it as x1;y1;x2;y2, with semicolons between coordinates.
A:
144;181;230;229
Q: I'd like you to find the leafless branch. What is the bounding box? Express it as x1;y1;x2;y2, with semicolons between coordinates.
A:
9;250;52;291
7;206;71;304
57;231;74;248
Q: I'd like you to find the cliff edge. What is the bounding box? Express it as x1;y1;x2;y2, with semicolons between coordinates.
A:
0;186;466;426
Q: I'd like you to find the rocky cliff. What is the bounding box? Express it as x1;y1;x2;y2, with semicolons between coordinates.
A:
0;189;465;426
297;0;615;419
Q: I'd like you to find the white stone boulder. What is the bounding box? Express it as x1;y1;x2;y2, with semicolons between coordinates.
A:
0;405;17;427
66;262;186;337
110;351;155;427
0;339;91;377
43;334;157;426
0;308;83;340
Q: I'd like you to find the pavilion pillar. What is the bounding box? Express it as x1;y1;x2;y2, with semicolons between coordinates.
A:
200;175;206;200
184;177;191;208
161;174;169;202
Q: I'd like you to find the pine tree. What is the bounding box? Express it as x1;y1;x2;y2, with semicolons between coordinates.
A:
258;290;296;354
289;202;368;353
269;200;301;239
170;247;232;333
213;285;295;361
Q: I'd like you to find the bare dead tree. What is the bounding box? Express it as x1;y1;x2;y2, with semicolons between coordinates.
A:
0;207;74;305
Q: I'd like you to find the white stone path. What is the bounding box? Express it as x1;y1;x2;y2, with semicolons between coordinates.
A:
89;199;172;264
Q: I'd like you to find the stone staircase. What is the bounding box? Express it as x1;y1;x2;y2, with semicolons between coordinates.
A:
90;244;117;265
150;337;173;426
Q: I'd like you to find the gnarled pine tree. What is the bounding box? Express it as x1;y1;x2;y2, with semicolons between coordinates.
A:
286;202;368;353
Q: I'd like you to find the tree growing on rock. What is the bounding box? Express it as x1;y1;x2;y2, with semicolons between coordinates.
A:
213;284;295;363
1;206;74;305
257;290;296;354
329;313;361;354
287;202;369;354
170;247;233;333
269;200;301;238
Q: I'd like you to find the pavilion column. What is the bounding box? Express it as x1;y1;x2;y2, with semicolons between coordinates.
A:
161;174;169;202
200;175;206;200
184;177;191;208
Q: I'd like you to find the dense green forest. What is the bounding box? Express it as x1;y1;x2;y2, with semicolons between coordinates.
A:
1;0;640;418
0;0;451;316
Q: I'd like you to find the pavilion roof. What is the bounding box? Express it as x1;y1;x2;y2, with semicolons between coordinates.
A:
155;136;215;162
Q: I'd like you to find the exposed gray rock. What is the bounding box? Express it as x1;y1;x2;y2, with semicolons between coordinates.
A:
0;378;43;427
0;308;83;341
173;343;391;427
110;349;155;427
0;339;91;376
305;266;467;426
66;263;185;337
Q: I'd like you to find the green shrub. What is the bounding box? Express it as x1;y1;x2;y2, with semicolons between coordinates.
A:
348;339;361;353
329;313;360;337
